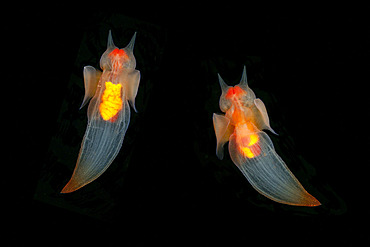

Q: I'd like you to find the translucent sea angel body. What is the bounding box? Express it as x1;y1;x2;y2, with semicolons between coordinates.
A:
61;31;140;193
212;67;320;206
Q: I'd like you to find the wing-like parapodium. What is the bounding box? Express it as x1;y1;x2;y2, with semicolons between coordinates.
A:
80;66;101;109
120;68;140;112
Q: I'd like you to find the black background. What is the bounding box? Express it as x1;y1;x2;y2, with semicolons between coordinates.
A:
5;8;369;246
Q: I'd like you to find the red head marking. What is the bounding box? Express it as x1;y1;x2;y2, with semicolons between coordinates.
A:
108;48;129;70
109;48;128;59
225;86;245;99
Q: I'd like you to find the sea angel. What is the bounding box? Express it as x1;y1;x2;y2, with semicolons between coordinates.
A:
61;30;140;193
213;66;320;206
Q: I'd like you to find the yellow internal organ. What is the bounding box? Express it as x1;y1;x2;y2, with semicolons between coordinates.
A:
241;147;255;158
240;133;260;158
248;134;259;146
99;81;123;121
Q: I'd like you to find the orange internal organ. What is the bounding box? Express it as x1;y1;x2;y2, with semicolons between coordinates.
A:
240;133;261;158
99;81;123;122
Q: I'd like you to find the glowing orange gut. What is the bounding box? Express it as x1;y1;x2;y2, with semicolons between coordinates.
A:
225;86;261;158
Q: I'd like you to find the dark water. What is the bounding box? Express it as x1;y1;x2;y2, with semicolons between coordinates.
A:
8;10;368;246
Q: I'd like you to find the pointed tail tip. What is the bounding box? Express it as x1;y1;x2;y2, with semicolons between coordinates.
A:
60;187;72;194
60;181;80;194
300;194;321;207
309;198;322;207
278;191;321;207
60;185;74;194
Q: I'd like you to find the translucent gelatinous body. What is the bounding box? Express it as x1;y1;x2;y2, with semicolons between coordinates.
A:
61;31;140;193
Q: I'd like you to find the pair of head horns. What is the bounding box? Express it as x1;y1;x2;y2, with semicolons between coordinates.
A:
107;29;137;51
218;66;249;91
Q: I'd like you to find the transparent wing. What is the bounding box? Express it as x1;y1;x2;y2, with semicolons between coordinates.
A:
228;130;320;206
213;113;234;160
120;68;140;112
80;66;101;109
253;98;277;135
61;98;130;193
